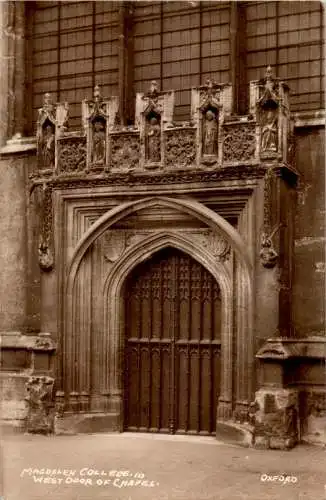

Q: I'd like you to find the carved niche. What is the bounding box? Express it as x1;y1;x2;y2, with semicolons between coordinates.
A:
136;80;174;168
36;93;69;174
82;85;118;171
254;66;290;161
192;79;232;165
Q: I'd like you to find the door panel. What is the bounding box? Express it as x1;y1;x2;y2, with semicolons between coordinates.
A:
124;247;221;435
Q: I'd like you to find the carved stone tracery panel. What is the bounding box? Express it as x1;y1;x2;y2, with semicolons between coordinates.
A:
57;137;87;174
165;128;196;168
223;124;256;162
110;133;140;170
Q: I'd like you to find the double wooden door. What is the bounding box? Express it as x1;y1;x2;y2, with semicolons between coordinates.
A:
124;247;221;435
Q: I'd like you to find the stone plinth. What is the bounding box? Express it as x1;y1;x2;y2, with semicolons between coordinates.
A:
25;375;55;434
254;388;299;450
0;332;56;432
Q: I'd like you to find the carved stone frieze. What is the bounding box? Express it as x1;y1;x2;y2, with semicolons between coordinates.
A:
110;133;140;170
57;137;87;174
25;376;56;434
165;128;196;168
223;124;256;162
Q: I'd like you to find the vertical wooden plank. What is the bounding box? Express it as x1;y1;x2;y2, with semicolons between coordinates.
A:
200;347;211;434
160;345;170;432
139;346;150;430
150;347;160;431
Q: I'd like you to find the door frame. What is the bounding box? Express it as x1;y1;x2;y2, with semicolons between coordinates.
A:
63;196;254;428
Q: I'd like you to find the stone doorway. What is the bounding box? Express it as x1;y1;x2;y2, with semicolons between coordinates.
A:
123;247;221;435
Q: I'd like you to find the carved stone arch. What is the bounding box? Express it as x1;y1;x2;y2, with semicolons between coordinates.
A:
101;230;233;420
63;196;255;426
66;196;253;294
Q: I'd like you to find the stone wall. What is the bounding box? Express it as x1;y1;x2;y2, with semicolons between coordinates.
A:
293;127;325;338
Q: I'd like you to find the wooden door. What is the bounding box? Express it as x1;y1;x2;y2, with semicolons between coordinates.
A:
124;247;221;435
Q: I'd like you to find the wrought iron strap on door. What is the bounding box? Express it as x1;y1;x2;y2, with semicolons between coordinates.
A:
124;247;221;435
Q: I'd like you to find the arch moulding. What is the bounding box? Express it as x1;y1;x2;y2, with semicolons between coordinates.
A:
62;196;254;427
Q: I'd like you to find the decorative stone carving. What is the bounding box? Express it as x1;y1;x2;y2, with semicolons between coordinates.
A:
36;93;69;174
204;231;231;261
192;79;232;164
25;376;56;434
34;333;56;350
110;133;140;170
103;231;127;263
136;81;174;167
37;93;56;172
203;109;218;156
165;128;196;168
38;240;54;272
259;223;283;269
146;115;161;163
253;66;291;161
38;185;54;272
198;80;221;159
82;85;118;170
92;119;106;164
57;137;87;174
260;232;278;269
223;124;256;162
261;109;278;153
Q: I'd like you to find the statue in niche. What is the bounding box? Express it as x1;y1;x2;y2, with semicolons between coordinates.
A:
203;109;218;155
40;123;55;169
146;115;161;162
261;109;278;153
92;119;106;163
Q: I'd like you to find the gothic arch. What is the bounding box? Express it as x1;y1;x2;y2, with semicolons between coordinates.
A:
66;196;253;297
63;196;254;423
101;230;233;418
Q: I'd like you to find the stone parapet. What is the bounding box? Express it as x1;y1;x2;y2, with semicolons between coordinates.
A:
27;68;294;182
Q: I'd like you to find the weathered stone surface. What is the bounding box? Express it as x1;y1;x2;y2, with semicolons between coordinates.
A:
25;375;55;434
254;388;299;449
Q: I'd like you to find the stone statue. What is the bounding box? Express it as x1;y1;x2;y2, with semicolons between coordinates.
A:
92;120;106;163
146;116;161;162
203;109;218;155
41;124;55;168
261;110;278;152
